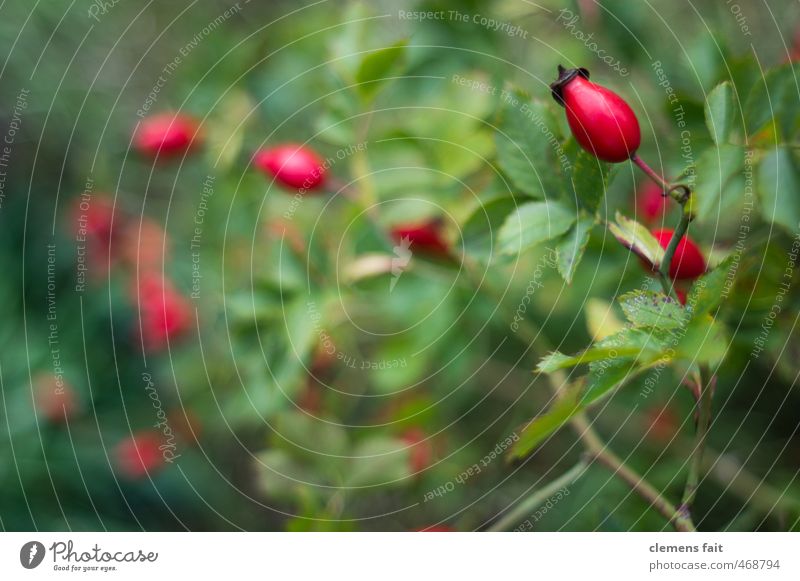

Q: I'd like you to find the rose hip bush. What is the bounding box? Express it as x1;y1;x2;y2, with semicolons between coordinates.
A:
1;0;799;532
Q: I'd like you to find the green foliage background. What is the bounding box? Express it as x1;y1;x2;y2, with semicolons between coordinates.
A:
1;0;799;531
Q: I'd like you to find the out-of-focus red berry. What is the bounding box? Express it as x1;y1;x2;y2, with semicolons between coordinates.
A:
133;274;191;352
390;220;449;256
676;288;687;306
651;228;707;280
120;218;169;272
645;406;680;444
116;432;164;479
71;194;121;276
401;427;434;474
551;66;641;163
34;373;78;423
254;144;327;191
135;113;202;158
636;182;669;223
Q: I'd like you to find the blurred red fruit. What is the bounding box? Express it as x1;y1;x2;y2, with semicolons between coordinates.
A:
390;220;449;256
415;525;455;532
133;274;191;351
401;427;434;474
120;218;169;272
651;228;706;280
116;432;164;479
676;288;687;305
645;406;679;444
254;144;327;191
71;194;121;276
34;373;78;423
636;182;669;223
135;113;202;158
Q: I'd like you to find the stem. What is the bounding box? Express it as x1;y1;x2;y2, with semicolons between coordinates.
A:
680;365;714;516
631;154;671;192
489;457;590;531
568;408;696;532
460;258;693;531
657;209;691;300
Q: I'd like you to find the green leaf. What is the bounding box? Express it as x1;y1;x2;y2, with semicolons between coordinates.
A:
460;196;520;262
744;62;800;138
704;81;735;145
674;316;729;367
564;139;614;213
509;385;584;461
355;39;408;101
557;211;595;283
495;97;565;198
687;256;736;317
346;438;412;487
498;200;575;255
619;290;688;329
584;358;648;404
691;145;744;222
758;147;800;235
607;212;665;267
537;345;643;373
254;450;314;501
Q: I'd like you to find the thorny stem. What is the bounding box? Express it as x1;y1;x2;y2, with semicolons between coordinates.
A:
489;457;590;531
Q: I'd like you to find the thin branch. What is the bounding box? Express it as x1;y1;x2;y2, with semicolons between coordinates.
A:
489;457;590;531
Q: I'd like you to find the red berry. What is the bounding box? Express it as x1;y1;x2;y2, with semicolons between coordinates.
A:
135;113;202;158
651;228;706;280
636;182;669;223
644;406;679;444
34;373;78;423
116;432;164;479
551;66;641;162
133;274;191;352
401;427;434;474
254;144;327;191
676;288;688;306
390;220;449;256
415;525;455;532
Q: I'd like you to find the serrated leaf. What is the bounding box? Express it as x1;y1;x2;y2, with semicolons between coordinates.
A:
557;212;595;283
495;97;565;198
498;200;575;255
744;62;800;138
619;290;688;329
583;358;652;404
687;256;736;317
537;345;642;373
758;147;800;235
704;81;735;145
460;196;520;262
564;139;614;213
607;212;665;267
691;145;744;222
355;39;408;101
675;316;729;367
509;385;583;460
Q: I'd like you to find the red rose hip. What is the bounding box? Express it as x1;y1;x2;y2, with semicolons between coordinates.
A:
651;228;706;280
116;432;165;479
637;181;669;223
390;219;449;256
135;113;202;158
254;144;327;192
550;66;641;163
